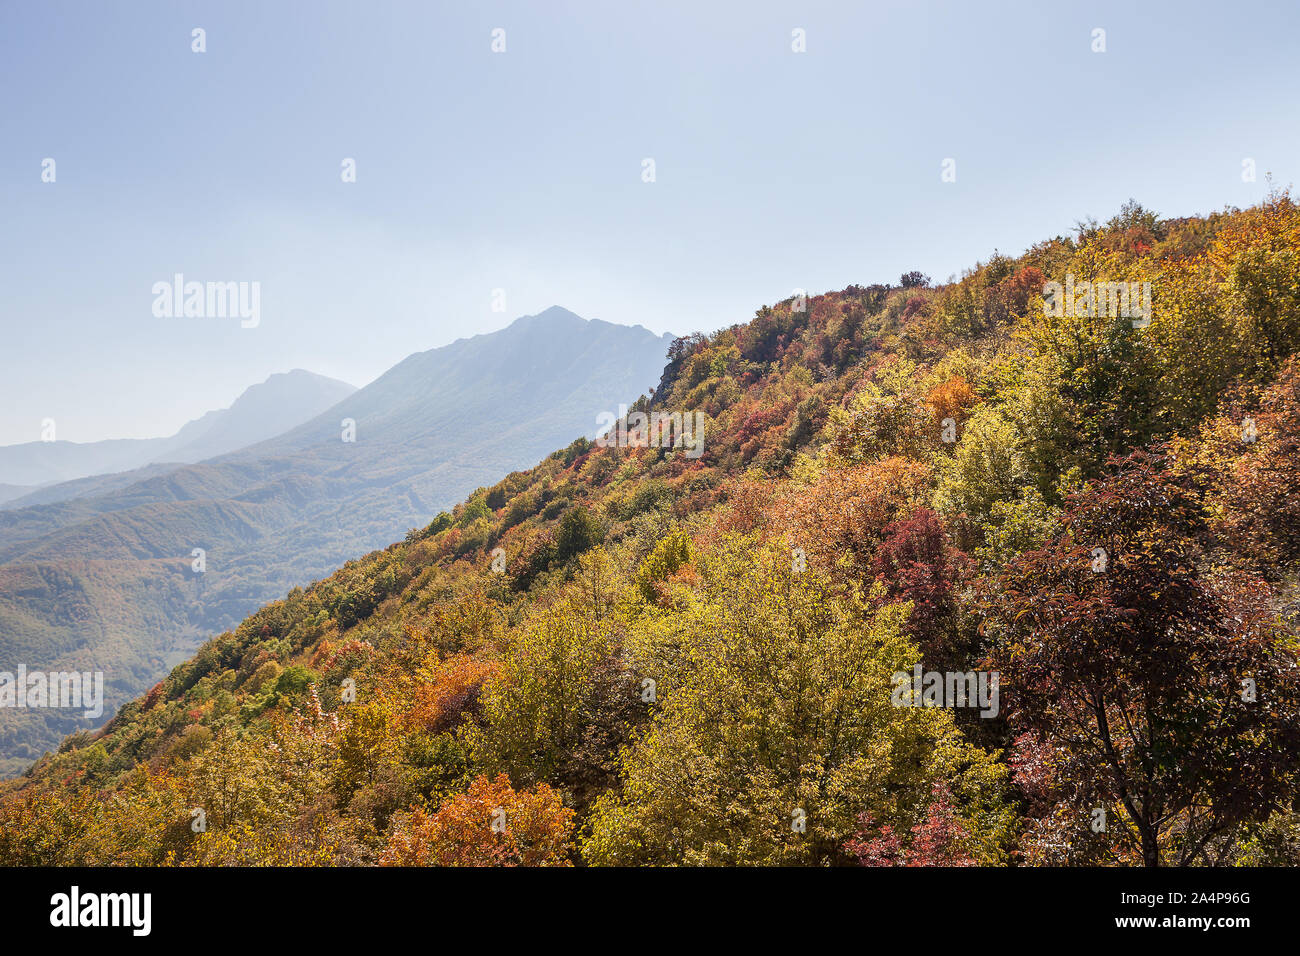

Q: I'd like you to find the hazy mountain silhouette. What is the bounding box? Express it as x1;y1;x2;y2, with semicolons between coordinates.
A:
0;370;357;492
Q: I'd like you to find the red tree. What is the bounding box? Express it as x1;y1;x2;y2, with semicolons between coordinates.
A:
984;452;1300;866
845;783;976;867
869;507;970;668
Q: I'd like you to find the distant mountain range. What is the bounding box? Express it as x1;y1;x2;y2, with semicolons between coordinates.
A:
0;308;673;775
0;369;357;494
0;485;33;507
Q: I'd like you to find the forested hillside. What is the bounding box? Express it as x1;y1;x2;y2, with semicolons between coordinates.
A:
4;195;1299;867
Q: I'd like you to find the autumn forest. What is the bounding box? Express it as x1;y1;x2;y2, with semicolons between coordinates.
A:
4;194;1300;868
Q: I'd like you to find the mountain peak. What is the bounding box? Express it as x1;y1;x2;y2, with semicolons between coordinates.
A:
163;370;357;464
509;305;589;330
235;368;357;402
505;306;672;344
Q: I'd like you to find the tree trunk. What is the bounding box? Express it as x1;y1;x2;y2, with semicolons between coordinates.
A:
1142;828;1160;867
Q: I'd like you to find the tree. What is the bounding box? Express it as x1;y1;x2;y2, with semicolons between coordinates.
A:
984;452;1300;865
934;403;1029;539
634;529;693;604
467;555;643;810
1179;356;1300;575
379;773;574;866
790;456;933;582
924;376;980;445
584;535;1013;865
845;782;977;866
868;508;970;670
1217;190;1300;373
554;505;604;562
1017;237;1164;466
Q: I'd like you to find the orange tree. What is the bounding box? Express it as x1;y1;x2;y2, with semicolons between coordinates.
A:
379;773;573;866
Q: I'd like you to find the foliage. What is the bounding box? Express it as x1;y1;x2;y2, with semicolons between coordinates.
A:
379;773;574;866
4;196;1300;868
983;453;1300;865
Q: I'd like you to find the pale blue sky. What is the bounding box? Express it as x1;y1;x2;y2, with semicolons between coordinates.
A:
2;0;1298;444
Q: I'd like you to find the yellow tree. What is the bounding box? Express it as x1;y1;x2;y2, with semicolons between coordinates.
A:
585;534;1013;865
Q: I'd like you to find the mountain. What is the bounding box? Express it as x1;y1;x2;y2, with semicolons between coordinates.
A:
0;463;189;512
4;199;1299;868
0;485;36;507
234;306;672;464
0;436;173;490
0;370;357;493
161;369;360;465
0;308;673;775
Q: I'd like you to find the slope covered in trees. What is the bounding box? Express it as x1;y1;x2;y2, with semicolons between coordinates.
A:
4;195;1300;866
